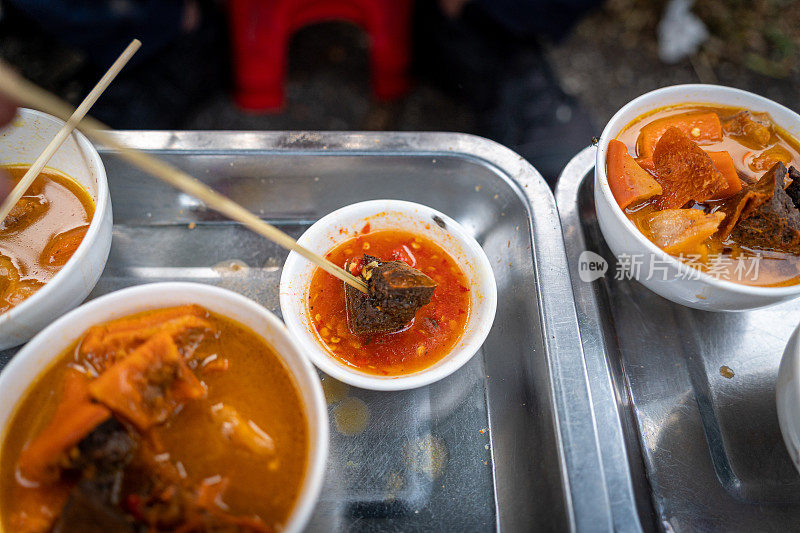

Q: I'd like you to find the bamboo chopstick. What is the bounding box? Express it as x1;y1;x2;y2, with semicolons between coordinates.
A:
0;39;141;223
0;59;369;293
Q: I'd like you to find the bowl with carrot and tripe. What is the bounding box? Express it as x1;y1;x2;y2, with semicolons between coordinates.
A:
595;84;800;311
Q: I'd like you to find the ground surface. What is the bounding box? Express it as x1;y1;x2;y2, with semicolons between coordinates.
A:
0;0;797;183
548;0;800;127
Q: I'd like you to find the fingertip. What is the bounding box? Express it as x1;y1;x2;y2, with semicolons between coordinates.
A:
0;99;17;128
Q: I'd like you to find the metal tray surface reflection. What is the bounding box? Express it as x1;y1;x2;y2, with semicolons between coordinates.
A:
556;146;800;532
1;132;611;531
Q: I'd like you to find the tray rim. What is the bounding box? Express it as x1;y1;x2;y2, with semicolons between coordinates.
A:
554;145;651;533
99;131;615;531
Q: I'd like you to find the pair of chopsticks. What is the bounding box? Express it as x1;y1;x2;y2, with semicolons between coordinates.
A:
0;40;368;294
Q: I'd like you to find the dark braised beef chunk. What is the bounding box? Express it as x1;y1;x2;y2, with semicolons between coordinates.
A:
70;419;136;490
786;166;800;211
727;163;800;253
54;481;135;533
54;419;136;533
345;254;437;335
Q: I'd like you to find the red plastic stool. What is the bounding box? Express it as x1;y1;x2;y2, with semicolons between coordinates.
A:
228;0;413;111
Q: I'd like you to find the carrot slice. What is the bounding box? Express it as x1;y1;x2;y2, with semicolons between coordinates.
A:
707;151;742;199
40;225;88;267
652;128;729;209
647;209;726;255
89;333;206;431
637;111;723;158
606;139;662;209
18;370;111;484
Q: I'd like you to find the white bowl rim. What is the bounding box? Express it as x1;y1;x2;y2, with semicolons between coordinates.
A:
777;323;800;474
0;107;111;326
279;199;498;391
0;282;328;533
597;83;800;297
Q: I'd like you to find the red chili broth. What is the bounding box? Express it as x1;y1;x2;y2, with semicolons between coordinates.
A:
307;228;471;376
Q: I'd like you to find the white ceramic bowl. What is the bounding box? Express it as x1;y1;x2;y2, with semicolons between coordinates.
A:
595;84;800;311
280;200;497;391
777;322;800;474
0;108;112;348
0;282;328;533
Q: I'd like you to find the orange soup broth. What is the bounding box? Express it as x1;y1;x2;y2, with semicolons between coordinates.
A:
0;165;94;312
307;229;471;376
616;104;800;287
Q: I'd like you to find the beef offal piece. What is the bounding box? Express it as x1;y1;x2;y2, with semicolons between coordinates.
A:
54;419;137;533
722;110;773;149
652;127;729;209
785;166;800;211
715;164;777;240
728;163;800;253
345;255;437;335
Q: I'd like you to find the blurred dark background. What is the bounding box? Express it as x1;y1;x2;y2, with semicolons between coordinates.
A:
1;0;798;187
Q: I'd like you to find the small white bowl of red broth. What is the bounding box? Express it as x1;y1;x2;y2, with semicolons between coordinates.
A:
595;84;800;311
0;282;328;533
0;107;112;349
280;200;497;391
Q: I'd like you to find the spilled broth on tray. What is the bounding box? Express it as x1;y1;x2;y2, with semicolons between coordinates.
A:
308;227;471;376
0;305;309;532
0;165;94;313
607;104;800;286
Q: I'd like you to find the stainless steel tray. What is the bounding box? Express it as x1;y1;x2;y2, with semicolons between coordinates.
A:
1;132;613;531
556;146;800;532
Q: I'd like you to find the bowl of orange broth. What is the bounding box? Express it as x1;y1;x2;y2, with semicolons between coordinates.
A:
0;282;328;532
595;85;800;311
280;200;497;391
0;108;112;348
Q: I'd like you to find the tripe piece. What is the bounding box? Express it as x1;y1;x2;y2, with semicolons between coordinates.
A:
647;209;725;255
652;127;729;209
723;110;772;149
89;333;206;431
